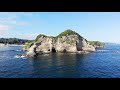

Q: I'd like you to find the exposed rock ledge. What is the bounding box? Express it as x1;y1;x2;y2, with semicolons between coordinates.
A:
24;30;96;57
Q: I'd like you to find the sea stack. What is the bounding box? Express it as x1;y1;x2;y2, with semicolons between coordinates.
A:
24;29;96;57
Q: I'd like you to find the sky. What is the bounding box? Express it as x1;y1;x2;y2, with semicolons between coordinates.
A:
0;12;120;43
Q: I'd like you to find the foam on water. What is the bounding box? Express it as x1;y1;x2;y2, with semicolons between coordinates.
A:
97;50;110;52
14;55;27;59
15;50;22;52
1;44;120;78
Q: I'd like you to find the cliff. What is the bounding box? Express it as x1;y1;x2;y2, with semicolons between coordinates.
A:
24;30;96;57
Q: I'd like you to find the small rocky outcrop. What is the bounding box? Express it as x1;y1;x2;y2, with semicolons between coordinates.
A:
88;41;105;48
24;30;96;57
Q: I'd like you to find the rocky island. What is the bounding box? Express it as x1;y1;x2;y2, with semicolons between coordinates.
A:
23;30;104;57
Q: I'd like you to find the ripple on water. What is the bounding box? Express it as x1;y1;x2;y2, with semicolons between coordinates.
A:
0;45;120;78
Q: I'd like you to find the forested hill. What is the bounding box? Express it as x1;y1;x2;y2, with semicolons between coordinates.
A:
0;38;29;45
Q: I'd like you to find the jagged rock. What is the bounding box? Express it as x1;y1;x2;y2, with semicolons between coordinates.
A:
25;30;96;57
35;37;53;53
54;35;78;52
82;44;96;52
26;44;37;57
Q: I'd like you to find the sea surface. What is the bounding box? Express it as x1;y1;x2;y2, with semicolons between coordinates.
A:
0;44;120;78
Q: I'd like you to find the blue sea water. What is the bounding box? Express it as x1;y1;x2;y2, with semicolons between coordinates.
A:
0;44;120;78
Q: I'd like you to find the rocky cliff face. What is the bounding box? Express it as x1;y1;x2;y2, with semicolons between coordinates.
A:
25;30;96;57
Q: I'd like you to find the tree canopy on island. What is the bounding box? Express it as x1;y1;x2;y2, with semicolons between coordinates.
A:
89;41;105;47
24;40;35;49
56;29;82;38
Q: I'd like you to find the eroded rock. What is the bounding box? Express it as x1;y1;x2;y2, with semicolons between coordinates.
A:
25;30;96;57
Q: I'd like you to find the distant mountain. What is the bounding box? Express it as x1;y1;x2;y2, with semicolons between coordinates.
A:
105;42;118;45
0;38;29;45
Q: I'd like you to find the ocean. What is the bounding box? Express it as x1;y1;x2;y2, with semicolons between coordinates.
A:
0;44;120;78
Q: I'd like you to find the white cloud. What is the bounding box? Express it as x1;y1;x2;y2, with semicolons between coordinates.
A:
22;33;39;40
0;18;29;26
0;13;29;26
16;21;29;26
0;13;39;38
0;24;10;34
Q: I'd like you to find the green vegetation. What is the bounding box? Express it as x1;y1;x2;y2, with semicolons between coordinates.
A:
89;41;105;47
35;34;46;41
24;40;35;49
54;29;83;42
56;29;80;39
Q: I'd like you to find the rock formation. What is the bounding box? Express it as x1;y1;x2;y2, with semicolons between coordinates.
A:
24;30;96;57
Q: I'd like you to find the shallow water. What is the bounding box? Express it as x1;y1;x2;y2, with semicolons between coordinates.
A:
0;44;120;78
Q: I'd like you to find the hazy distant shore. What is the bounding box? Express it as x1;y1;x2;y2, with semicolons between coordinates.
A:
0;44;25;47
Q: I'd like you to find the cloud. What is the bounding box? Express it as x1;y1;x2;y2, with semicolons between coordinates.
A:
0;24;10;34
0;13;29;26
17;21;29;26
0;13;39;38
22;33;39;40
0;18;29;26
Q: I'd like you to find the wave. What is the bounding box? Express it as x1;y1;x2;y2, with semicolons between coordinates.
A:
0;50;22;52
97;50;120;54
115;51;120;54
97;50;110;52
14;55;27;59
15;50;22;52
14;55;21;58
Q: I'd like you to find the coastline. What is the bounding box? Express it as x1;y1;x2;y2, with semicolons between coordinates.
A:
0;44;25;47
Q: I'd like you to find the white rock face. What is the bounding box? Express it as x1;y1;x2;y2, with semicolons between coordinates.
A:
55;35;78;52
81;39;96;52
82;45;96;52
26;44;37;57
35;37;53;53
